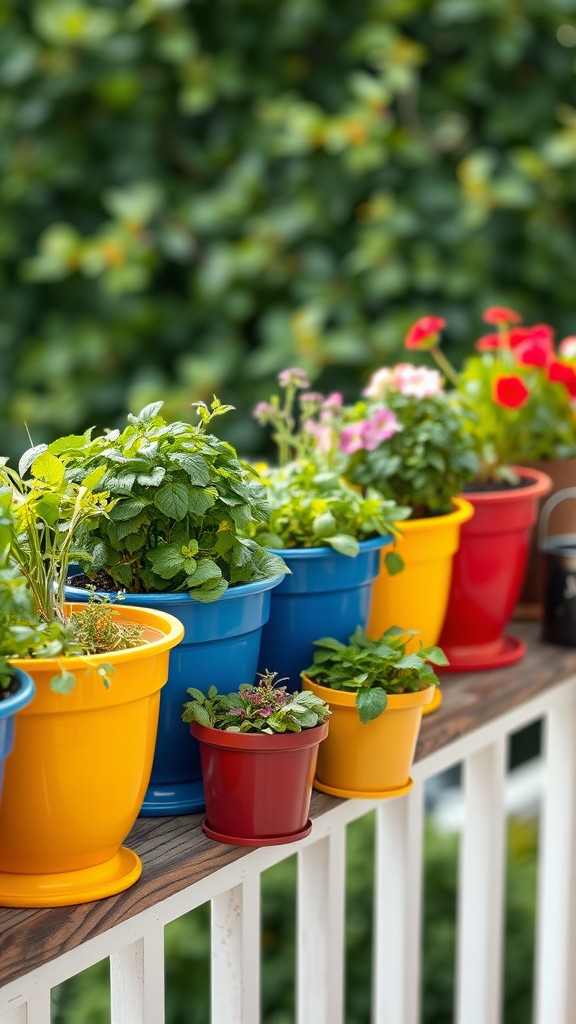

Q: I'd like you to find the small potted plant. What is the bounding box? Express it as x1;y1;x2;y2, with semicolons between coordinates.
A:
0;450;184;907
301;626;447;798
404;309;554;669
248;368;408;687
181;670;331;847
340;362;477;661
61;399;287;815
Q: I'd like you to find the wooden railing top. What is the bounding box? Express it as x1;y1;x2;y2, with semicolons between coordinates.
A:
2;620;576;991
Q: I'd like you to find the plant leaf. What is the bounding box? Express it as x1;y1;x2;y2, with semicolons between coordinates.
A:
357;687;388;724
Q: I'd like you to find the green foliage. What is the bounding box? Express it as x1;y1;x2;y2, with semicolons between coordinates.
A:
248;459;408;562
55;400;286;598
4;2;576;459
346;390;479;517
303;626;448;723
182;670;331;733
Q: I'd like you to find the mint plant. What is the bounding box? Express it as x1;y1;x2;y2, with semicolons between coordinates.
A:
182;670;331;734
247;460;407;570
303;626;449;724
53;399;286;600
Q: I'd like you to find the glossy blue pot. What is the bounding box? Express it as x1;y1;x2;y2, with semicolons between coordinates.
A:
257;535;392;688
65;575;284;815
0;669;35;799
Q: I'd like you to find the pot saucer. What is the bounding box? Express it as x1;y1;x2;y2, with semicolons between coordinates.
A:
140;778;206;816
0;846;141;908
439;634;526;673
312;777;414;800
202;818;313;847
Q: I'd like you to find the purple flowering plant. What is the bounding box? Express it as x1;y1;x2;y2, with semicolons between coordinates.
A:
250;368;408;564
181;670;331;734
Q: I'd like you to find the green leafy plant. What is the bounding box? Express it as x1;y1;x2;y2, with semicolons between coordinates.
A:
182;670;331;734
342;364;479;517
55;399;286;600
250;368;408;569
303;626;448;724
0;453;144;692
404;309;576;484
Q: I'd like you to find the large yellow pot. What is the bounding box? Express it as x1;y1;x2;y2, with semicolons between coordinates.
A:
302;675;434;799
0;603;184;907
368;496;474;650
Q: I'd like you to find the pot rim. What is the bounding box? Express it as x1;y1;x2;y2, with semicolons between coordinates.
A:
301;674;436;710
393;496;474;533
190;719;329;750
9;602;184;671
463;466;552;505
0;668;36;719
265;533;393;559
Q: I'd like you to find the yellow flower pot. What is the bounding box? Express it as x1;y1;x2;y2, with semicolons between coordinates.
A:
0;603;184;908
302;675;434;798
367;497;474;714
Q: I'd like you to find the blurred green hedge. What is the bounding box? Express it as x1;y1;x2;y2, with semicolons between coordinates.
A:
3;0;576;459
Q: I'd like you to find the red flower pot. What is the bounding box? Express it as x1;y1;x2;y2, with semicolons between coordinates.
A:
439;467;552;671
190;721;329;847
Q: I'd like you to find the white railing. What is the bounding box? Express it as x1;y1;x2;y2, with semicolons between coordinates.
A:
2;623;576;1024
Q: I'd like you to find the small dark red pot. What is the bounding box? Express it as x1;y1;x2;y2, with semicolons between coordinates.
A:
439;467;552;671
190;721;329;847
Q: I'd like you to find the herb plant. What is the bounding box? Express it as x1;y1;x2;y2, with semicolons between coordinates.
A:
303;626;448;724
54;399;286;600
182;670;331;734
248;460;407;565
0;455;145;693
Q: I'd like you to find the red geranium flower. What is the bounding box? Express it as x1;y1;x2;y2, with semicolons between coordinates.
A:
475;333;500;352
548;361;576;385
509;324;554;349
405;315;446;350
514;338;553;368
483;306;522;325
493;375;530;409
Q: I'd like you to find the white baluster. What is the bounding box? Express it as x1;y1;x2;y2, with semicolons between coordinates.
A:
455;737;507;1024
110;931;165;1024
373;783;425;1024
212;876;261;1024
534;688;576;1024
297;829;346;1024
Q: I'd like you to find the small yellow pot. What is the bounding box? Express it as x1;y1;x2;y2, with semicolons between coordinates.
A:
0;603;184;908
302;675;434;798
368;497;474;650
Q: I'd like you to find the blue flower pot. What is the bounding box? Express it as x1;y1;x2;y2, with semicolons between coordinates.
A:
0;669;35;799
257;535;392;688
65;575;284;815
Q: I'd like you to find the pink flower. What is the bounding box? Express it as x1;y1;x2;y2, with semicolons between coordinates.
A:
253;401;273;423
300;391;324;404
493;375;529;409
339;421;369;454
363;367;393;400
509;324;554;349
559;337;576;360
323;391;344;409
483;306;521;325
303;418;334;453
361;408;402;450
404;316;446;350
277;367;310;389
391;363;443;398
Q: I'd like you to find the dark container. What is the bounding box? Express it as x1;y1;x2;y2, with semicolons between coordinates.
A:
540;488;576;646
